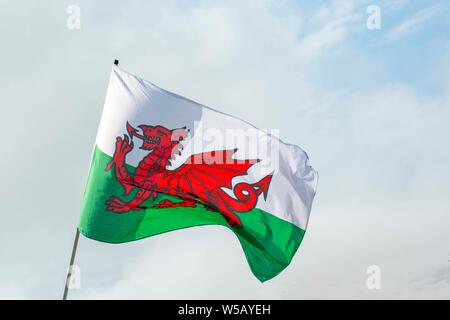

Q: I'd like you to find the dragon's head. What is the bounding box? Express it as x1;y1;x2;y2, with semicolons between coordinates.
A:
126;122;188;154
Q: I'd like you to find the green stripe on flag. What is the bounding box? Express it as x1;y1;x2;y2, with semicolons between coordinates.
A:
78;146;305;282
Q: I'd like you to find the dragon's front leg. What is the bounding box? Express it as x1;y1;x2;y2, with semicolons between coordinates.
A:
106;181;157;213
105;135;135;195
105;196;140;213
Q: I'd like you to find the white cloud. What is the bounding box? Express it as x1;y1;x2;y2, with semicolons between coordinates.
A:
1;0;450;299
293;1;363;62
383;5;441;44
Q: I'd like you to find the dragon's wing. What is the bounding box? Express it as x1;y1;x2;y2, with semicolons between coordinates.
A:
154;149;258;195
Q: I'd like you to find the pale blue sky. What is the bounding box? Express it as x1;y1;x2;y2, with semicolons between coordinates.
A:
0;0;449;299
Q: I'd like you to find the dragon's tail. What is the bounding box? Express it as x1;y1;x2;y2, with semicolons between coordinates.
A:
215;174;273;214
251;174;272;200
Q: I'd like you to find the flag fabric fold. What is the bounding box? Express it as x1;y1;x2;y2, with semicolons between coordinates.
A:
78;66;318;282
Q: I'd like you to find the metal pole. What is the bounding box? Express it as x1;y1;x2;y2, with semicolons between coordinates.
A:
63;228;80;300
63;59;117;299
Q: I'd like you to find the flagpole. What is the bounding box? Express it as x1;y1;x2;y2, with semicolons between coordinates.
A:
63;228;80;300
63;60;119;300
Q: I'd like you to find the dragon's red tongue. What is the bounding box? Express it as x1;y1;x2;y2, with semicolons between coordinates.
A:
126;122;146;140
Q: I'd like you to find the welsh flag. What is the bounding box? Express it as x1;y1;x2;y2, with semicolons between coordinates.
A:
79;65;318;282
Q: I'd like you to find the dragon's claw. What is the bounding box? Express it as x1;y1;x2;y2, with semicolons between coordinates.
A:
106;135;134;172
226;214;242;228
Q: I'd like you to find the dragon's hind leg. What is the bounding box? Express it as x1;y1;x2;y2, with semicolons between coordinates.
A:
106;183;156;213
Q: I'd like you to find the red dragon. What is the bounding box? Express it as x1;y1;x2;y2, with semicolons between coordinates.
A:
105;122;272;227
